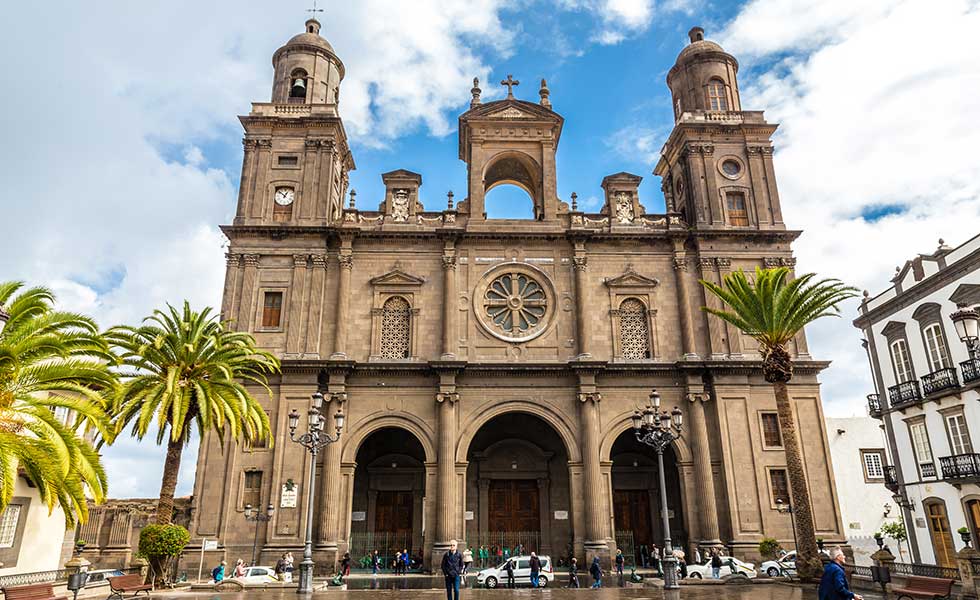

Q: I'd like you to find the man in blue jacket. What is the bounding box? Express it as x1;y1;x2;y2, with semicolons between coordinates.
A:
442;540;464;600
819;548;863;600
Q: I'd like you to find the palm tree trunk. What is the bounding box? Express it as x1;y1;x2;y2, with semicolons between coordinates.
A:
773;379;823;580
155;436;184;525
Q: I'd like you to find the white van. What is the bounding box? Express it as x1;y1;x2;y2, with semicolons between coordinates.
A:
475;555;554;588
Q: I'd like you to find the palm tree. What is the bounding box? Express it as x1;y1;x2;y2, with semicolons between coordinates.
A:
0;281;115;527
106;302;279;524
700;267;857;579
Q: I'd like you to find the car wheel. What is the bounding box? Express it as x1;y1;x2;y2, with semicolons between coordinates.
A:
690;572;702;579
767;567;780;577
538;577;548;588
485;576;497;589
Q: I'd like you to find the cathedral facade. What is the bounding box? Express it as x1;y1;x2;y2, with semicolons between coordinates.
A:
187;20;846;572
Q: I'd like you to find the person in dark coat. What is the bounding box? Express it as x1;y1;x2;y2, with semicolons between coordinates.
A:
615;549;624;575
819;548;862;600
639;544;649;568
568;557;579;588
505;558;515;588
589;556;603;588
529;552;541;588
441;540;464;600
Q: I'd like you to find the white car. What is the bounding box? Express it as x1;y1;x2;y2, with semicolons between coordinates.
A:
476;555;554;588
687;556;757;579
215;566;280;589
761;550;796;577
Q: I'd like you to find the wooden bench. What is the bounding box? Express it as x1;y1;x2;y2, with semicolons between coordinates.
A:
2;583;66;600
106;574;151;600
892;575;955;600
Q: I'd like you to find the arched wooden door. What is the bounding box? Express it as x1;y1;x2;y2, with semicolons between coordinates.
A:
925;500;956;568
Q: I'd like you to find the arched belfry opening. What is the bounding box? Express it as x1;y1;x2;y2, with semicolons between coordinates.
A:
457;78;564;226
483;152;542;219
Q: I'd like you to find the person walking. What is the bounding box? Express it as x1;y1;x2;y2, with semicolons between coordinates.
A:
568;557;580;588
394;551;402;575
639;544;649;568
589;556;603;588
371;550;380;575
341;552;352;578
615;549;624;576
402;548;411;573
505;558;515;588
676;549;688;579
819;548;862;600
441;540;463;600
211;560;226;583
529;552;541;588
234;559;247;578
651;543;661;576
273;555;285;580
462;547;474;576
694;546;702;565
285;552;294;581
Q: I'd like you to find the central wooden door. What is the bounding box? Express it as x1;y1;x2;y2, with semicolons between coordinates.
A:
926;501;956;568
375;491;414;537
488;480;540;532
613;489;654;546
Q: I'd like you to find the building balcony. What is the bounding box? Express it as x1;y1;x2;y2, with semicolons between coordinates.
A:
940;453;980;483
888;380;922;409
920;462;937;479
884;465;899;492
921;367;960;396
962;357;980;385
867;394;883;418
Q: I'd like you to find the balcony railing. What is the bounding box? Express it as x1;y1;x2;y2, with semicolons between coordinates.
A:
867;394;883;418
921;367;959;396
962;357;980;384
888;380;922;409
884;465;899;491
940;453;980;482
920;462;937;478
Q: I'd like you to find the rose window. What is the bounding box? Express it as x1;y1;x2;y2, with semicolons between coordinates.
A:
474;264;556;343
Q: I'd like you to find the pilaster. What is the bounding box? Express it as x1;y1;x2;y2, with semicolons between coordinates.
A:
577;381;610;565
699;257;727;358
441;243;458;360
687;387;721;545
285;254;309;356
672;247;698;359
304;254;327;358
237;254;261;332
330;238;354;359
573;240;592;358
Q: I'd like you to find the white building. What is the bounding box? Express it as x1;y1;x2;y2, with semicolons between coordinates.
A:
0;478;74;576
854;235;980;568
826;417;903;565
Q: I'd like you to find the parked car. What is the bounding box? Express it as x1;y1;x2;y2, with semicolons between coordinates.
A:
476;555;554;588
686;556;757;579
761;550;796;577
215;565;280;589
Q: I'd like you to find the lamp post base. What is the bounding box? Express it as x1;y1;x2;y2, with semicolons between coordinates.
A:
296;560;315;594
662;556;679;589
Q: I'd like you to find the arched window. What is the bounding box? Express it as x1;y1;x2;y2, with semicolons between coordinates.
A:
484;184;535;219
890;339;914;383
289;69;308;101
380;296;411;359
923;323;951;372
619;298;651;359
706;79;728;111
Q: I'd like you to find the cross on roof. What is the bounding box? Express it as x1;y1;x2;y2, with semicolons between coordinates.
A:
500;74;519;99
307;0;323;18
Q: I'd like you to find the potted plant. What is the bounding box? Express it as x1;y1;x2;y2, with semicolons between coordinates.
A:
958;526;972;545
816;538;825;552
74;540;87;555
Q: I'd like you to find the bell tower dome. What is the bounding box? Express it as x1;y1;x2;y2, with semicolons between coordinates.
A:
271;18;345;104
667;26;740;120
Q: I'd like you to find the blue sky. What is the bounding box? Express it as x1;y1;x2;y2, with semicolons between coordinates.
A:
2;0;980;498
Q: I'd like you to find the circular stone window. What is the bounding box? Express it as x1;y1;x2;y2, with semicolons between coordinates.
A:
474;263;556;343
719;157;744;180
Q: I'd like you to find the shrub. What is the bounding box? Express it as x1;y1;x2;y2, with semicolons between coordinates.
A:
759;537;782;559
139;524;189;586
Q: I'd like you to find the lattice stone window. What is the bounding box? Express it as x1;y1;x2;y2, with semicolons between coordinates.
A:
619;298;650;359
380;296;412;359
0;505;20;548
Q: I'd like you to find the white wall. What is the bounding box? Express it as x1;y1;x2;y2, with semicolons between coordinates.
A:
0;478;72;575
826;417;899;565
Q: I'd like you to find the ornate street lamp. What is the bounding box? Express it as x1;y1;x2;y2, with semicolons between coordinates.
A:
244;503;275;566
288;391;345;594
950;304;980;360
775;498;799;563
632;389;683;590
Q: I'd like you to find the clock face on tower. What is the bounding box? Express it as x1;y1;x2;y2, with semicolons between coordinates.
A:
274;187;295;206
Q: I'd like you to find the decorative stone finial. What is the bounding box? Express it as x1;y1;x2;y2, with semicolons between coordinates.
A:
863;290;870;298
571;192;578;211
501;74;519;99
688;26;705;43
470;78;481;108
539;78;551;108
447;190;455;210
349;188;356;209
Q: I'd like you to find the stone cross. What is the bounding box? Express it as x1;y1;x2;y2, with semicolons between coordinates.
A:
307;0;323;18
501;74;520;99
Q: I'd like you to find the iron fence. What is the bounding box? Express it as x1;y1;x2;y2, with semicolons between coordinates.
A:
468;531;541;565
961;357;980;384
891;561;960;580
0;569;68;589
921;367;959;396
614;530;636;567
888;380;922;408
847;564;872;578
348;532;419;571
940;453;980;481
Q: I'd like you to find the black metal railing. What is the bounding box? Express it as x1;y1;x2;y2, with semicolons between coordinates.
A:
888;380;922;408
962;358;980;384
348;532;420;571
884;465;899;491
921;367;959;396
465;531;543;565
867;394;883;417
848;564;873;578
920;462;937;478
0;569;68;589
940;453;980;481
891;561;960;580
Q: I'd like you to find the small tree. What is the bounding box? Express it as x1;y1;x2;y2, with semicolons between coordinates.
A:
759;537;782;560
879;518;907;561
139;523;190;586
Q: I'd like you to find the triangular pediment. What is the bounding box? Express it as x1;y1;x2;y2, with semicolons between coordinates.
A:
462;99;562;123
370;268;425;286
605;268;660;288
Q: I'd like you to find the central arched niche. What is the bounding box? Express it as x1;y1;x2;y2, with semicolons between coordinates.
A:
483;152;542;220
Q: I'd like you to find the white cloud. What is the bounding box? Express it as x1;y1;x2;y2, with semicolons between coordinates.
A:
606;124;670;163
719;0;980;417
558;0;653;44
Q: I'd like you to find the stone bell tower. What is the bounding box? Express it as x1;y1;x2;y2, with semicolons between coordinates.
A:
233;17;355;228
654;27;785;231
457;76;564;226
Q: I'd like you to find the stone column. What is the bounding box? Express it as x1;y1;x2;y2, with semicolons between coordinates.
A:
318;391;346;565
237;254;261;331
330;242;353;359
220;253;241;323
672;252;698;359
304;254;327;358
234;139;257;223
578;391;610;564
285;254;309;356
441;248;458;360
538;478;553;555
687;391;721;545
573;250;592;358
699;257;727;359
434;391;459;559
